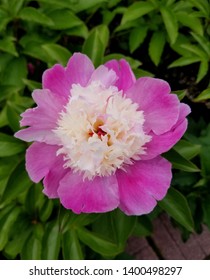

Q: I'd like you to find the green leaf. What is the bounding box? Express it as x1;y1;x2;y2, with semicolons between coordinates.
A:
196;60;209;83
4;217;32;259
0;9;11;31
6;102;21;132
39;199;54;222
159;187;194;232
4;0;25;16
21;234;42;260
174;140;201;160
173;89;187;100
133;68;154;78
42;221;60;260
190;32;210;57
193;88;210;102
200;147;210;179
169;56;201;68
133;216;153;237
23;79;42;91
19;7;54;26
129;26;148;53
180;44;208;60
121;2;156;24
176;12;203;36
160;7;178;44
82;25;109;67
0;85;20;102
0;206;21;250
1;161;32;203
62;229;84;260
77;227;122;256
65;24;89;39
0;37;18;56
149;31;166;66
42;44;72;66
1;57;27;88
47;9;83;30
70;0;107;13
111;209;136;245
163;149;200;172
0;133;25;157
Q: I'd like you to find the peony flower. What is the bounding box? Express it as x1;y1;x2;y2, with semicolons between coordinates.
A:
15;53;190;215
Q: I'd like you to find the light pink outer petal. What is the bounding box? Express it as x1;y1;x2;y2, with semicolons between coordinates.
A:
105;59;136;91
89;65;117;88
26;142;68;198
43;53;95;97
58;172;119;214
125;77;180;135
142;103;191;160
43;156;69;199
14;89;65;144
116;156;172;215
25;142;59;183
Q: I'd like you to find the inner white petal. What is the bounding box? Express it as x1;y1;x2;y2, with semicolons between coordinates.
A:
54;81;151;180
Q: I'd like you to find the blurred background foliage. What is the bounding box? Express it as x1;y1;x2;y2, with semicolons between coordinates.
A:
0;0;210;259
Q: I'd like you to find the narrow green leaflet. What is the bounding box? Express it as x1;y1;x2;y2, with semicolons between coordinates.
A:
82;25;109;67
133;216;153;237
0;37;18;57
62;229;84;260
200;147;210;179
149;31;166;66
193;88;210;102
21;234;42;260
23;79;42;91
176;12;203;36
0;206;21;250
69;0;107;13
190;32;210;57
174;140;201;160
18;7;54;26
0;133;25;157
180;44;208;60
159;187;194;232
196;60;209;83
4;0;25;16
110;209;137;245
1;161;32;204
47;9;83;30
129;26;148;53
1;57;27;88
121;2;156;25
0;9;11;31
6;102;21;132
169;56;201;68
42;221;61;260
163;149;200;172
160;7;178;44
173;89;187;101
42;44;72;66
77;227;122;256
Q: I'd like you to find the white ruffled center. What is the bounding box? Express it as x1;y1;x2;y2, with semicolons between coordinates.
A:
54;81;151;180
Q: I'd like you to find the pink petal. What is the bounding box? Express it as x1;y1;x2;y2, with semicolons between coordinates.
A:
125;77;180;135
43;156;69;199
42;64;71;101
43;53;95;98
25;142;59;183
66;53;95;87
142;103;191;160
116;156;172;215
89;65;117;87
105;59;136;91
14;89;64;144
58;172;119;214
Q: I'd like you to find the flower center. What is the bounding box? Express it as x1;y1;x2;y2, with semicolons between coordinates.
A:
54;81;151;180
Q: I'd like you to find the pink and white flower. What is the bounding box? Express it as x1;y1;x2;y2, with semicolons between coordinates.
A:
15;53;190;215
